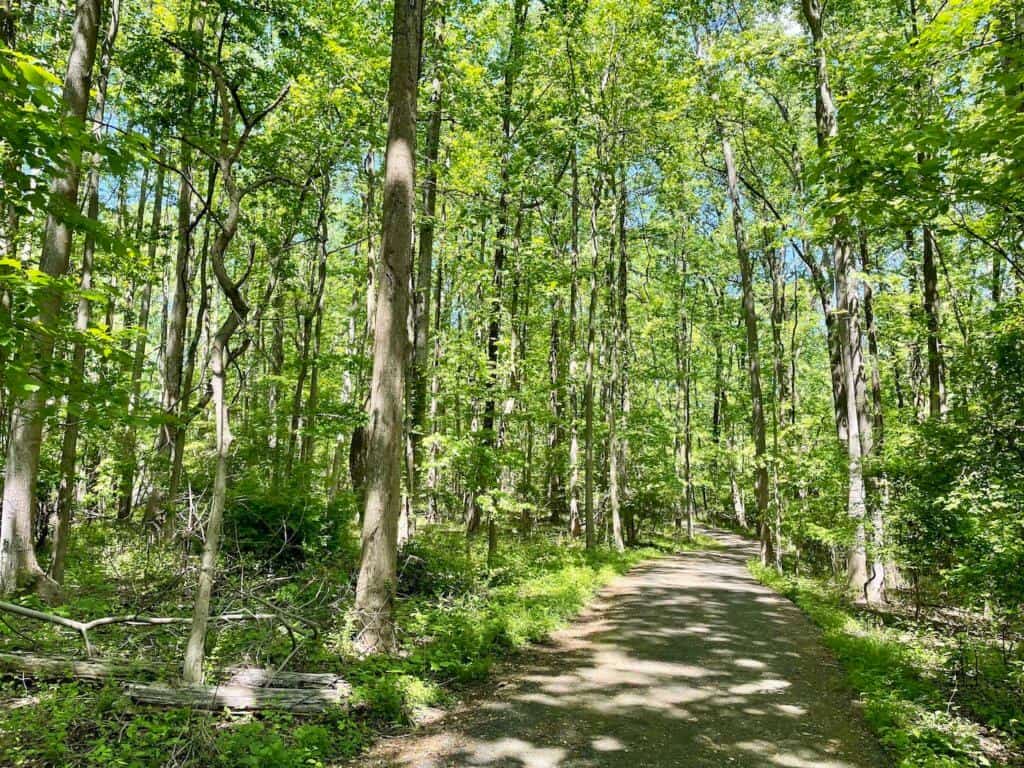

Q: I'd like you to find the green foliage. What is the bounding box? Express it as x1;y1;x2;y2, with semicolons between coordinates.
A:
751;563;1020;768
397;529;477;598
888;300;1024;616
223;478;357;566
0;680;366;768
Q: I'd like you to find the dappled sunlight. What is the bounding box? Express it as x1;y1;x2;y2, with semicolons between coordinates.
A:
372;529;886;767
459;737;568;768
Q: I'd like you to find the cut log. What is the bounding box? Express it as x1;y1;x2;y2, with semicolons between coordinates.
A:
126;681;350;713
0;652;165;682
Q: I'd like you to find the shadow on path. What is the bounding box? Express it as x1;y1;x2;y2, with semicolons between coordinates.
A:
357;528;888;768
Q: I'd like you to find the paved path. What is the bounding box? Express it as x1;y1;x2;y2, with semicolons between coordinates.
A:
359;529;888;768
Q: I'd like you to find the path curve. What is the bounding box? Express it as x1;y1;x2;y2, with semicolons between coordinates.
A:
357;528;888;768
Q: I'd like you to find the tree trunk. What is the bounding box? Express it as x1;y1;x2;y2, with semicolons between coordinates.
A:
546;293;566;524
181;50;288;677
605;173;624;553
352;0;421;655
301;214;328;468
722;136;772;565
0;0;100;600
567;144;582;537
766;231;786;570
860;232;888;604
154;19;203;519
615;168;633;545
182;323;233;684
51;0;121;583
410;20;444;517
922;226;946;418
836;238;870;597
118;162;165;522
582;179;602;551
426;226;445;521
802;0;871;598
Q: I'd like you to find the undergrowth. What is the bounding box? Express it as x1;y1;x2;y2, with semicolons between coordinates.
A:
750;563;1022;768
0;523;703;767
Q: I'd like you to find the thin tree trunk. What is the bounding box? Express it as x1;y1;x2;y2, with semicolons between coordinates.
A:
410;19;444;516
582;176;603;551
722;136;771;564
301;238;328;467
473;0;527;534
426;212;445;522
860;232;888;603
922;226;946;418
546;292;566;524
567;144;582;538
606;301;623;552
154;11;206;518
180;51;289;679
615;168;633;545
119;163;165;521
352;0;421;655
766;229;786;570
802;0;871;597
182;318;232;684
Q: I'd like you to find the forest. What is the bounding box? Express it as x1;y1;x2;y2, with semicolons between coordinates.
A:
0;0;1021;765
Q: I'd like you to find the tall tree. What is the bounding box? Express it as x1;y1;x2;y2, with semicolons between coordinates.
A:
409;12;445;518
801;0;872;597
722;136;772;565
352;0;422;655
51;0;121;582
0;0;101;600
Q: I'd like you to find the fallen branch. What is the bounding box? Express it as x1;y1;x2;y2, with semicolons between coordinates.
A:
0;600;276;657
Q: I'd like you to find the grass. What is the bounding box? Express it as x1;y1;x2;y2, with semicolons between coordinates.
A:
0;523;707;767
750;562;1021;768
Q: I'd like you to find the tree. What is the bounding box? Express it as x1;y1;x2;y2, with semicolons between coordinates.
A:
0;0;101;600
352;0;422;655
722;135;772;565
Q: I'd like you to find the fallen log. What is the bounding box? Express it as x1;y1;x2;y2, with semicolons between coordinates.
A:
223;666;348;690
126;681;350;713
0;652;165;682
0;652;351;713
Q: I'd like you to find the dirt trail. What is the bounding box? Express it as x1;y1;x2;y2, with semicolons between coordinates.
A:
356;528;888;768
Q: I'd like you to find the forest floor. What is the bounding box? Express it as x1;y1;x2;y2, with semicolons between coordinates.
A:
354;528;887;768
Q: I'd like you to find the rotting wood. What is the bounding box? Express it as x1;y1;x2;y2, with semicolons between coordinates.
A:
223;666;346;690
0;652;351;713
0;652;164;681
126;681;349;713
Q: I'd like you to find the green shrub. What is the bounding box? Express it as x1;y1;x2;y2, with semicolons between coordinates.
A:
397;528;478;597
223;478;356;565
